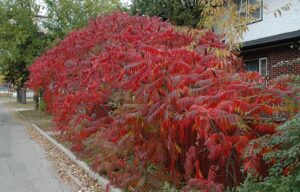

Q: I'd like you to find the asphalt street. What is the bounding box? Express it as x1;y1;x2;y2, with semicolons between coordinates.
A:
0;99;71;192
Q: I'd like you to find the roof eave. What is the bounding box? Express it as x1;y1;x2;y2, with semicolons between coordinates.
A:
241;30;300;51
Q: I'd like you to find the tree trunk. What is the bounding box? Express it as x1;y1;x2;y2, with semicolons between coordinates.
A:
34;93;39;110
21;88;27;104
16;87;22;103
39;89;45;111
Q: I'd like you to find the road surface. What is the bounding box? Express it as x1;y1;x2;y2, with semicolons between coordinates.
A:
0;100;72;192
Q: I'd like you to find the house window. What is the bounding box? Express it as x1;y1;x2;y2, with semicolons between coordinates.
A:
245;58;268;76
236;0;263;23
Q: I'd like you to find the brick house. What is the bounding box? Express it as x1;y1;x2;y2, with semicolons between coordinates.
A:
240;0;300;78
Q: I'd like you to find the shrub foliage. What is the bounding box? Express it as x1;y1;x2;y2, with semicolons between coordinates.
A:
236;76;300;192
237;113;300;192
28;13;299;191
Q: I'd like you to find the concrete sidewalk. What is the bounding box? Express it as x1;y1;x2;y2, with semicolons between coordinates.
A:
0;102;72;192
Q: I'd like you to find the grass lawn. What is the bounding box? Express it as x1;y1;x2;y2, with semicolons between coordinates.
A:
8;101;35;109
19;109;54;132
5;100;53;132
6;99;100;177
0;96;14;103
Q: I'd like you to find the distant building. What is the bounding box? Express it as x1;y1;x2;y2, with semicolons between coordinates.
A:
240;0;300;78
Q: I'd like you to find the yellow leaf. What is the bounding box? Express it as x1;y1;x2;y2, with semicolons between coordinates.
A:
175;144;182;154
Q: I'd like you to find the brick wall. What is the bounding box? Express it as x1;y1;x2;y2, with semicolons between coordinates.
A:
242;43;300;78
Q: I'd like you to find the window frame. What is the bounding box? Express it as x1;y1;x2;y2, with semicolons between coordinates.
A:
236;0;263;24
259;57;268;76
244;57;268;76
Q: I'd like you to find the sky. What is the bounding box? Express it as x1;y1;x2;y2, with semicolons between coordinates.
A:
121;0;132;6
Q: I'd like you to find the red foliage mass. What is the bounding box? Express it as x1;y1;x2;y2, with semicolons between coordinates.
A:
28;12;298;190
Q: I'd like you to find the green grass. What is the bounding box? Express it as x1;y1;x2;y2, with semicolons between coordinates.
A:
19;109;54;132
8;101;35;109
5;100;52;131
0;95;10;99
7;99;98;175
0;96;13;103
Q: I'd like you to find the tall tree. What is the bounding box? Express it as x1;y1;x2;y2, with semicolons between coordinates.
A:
0;0;48;102
0;0;120;103
42;0;121;39
130;0;202;28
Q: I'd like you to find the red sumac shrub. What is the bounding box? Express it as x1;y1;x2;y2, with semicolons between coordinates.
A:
28;12;298;191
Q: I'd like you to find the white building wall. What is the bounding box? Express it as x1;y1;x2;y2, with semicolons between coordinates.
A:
242;0;300;42
12;91;34;98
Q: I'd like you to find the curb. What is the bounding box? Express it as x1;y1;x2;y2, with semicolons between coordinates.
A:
15;111;121;192
17;111;26;120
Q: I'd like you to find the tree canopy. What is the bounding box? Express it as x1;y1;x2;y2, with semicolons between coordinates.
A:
130;0;202;28
0;0;47;87
42;0;121;39
0;0;120;87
